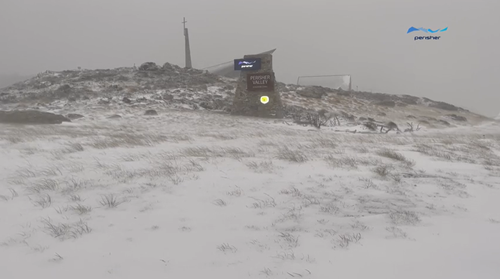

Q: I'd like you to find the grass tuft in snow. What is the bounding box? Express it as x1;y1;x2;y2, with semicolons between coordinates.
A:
276;146;308;163
99;194;123;208
388;210;421;225
31;194;52;208
250;194;277;208
335;232;362;248
69;204;92;215
41;218;92;240
217;243;238;253
376;148;416;168
373;165;392;177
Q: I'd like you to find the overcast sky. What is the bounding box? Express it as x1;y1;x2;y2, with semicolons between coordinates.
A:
1;0;499;116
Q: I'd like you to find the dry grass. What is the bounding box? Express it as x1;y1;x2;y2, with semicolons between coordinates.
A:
69;204;92;215
180;146;254;160
376;148;416;168
41;218;92;240
388;210;421;225
276;146;308;163
250;194;277;209
335;233;362;248
244;160;277;173
217;243;238;253
373;165;392;177
324;155;359;169
310;137;338;149
86;133;168;149
99;194;123;208
31;194;52;208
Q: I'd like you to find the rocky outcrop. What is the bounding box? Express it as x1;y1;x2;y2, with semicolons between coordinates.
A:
373;100;396;107
0;110;70;124
144;109;158;115
139;62;160;71
67;113;84;120
296;86;332;99
447;114;467;122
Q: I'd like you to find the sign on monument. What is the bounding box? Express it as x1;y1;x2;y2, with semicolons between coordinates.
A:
234;58;262;71
247;73;274;91
231;52;283;118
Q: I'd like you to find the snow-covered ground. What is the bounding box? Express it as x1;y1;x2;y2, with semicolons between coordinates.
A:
1;108;500;279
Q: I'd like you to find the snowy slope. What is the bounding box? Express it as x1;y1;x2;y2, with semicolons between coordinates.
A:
1;108;500;279
0;63;491;130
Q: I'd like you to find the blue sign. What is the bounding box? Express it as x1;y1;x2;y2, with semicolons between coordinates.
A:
407;27;448;34
408;27;447;40
234;58;262;71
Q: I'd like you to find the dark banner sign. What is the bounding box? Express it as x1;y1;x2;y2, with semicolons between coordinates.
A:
247;73;274;91
234;58;262;71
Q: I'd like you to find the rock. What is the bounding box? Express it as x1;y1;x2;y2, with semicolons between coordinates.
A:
296;86;331;99
162;62;176;71
199;102;213;110
144;109;158;115
163;94;174;101
421;116;437;122
363;122;378;131
223;85;234;91
423;98;460;111
55;84;72;94
108;114;121;119
67;113;84;120
377;112;386;116
197;84;208;91
447;114;467;122
0;110;71;124
374;100;396;107
407;115;417;119
438;120;451;126
122;97;132;104
139;62;160;71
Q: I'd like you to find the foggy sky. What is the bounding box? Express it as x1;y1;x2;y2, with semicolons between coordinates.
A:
1;0;499;117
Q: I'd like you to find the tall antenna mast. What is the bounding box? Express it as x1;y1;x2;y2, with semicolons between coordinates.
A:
183;17;192;69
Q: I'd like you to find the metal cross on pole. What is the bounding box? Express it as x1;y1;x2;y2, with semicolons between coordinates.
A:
182;17;192;69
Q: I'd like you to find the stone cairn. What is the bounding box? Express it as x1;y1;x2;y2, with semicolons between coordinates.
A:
231;53;283;118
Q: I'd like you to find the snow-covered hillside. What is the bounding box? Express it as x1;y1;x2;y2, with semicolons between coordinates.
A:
1;109;500;278
1;63;499;278
0;62;491;130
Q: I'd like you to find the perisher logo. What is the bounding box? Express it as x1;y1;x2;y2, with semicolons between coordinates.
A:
408;26;448;40
238;60;257;68
238;61;256;65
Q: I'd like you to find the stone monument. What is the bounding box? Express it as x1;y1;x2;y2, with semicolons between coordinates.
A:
231;53;283;118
